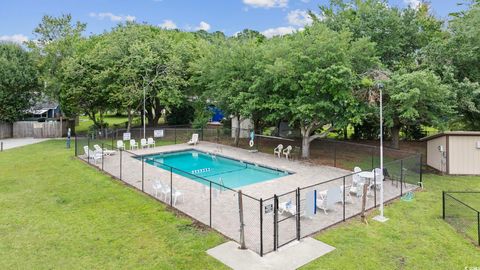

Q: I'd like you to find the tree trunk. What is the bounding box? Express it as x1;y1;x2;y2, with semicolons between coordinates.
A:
301;135;310;159
234;115;241;147
390;125;401;149
127;110;132;132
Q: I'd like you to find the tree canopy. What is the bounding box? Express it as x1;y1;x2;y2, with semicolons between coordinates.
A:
0;43;39;122
3;0;480;157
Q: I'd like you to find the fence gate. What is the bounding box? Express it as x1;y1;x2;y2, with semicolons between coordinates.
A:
274;189;300;250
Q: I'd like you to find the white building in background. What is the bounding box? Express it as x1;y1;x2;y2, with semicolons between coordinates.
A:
421;131;480;175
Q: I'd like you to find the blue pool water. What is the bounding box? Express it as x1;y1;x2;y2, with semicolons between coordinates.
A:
142;150;291;188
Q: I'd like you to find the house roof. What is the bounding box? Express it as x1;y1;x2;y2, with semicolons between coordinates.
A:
420;131;480;141
26;98;59;115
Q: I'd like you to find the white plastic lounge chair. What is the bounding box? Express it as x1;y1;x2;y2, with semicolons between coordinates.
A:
147;137;155;148
278;199;307;217
83;146;102;164
317;187;342;214
130;139;138;150
273;144;283;158
283;145;293;160
140;138;148;149
117;140;125;150
188;133;199;146
279;200;297;216
353;166;362;173
93;144;116;156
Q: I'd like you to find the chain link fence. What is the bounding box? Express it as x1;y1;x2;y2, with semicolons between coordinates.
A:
443;191;480;246
75;126;422;256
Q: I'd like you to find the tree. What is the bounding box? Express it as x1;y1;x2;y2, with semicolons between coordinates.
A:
420;1;480;131
28;14;86;100
384;70;453;148
59;36;112;130
193;38;263;145
0;43;39;122
259;24;378;158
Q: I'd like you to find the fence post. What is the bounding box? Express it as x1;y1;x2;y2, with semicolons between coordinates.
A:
333;142;337;167
374;173;377;207
201;126;204;141
477;212;480;246
209;181;212;227
273;195;278;251
419;154;423;187
174;128;177;144
119;149;122;180
74;136;77;156
343;176;346;221
141;156;144;192
260;198;263;257
101;143;104;171
442;191;445;219
371;147;374;170
296;188;301;240
0;141;3;152
170;167;173;206
238;190;246;250
400;159;404;196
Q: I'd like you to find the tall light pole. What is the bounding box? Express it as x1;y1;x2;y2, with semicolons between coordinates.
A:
374;82;388;223
143;85;146;140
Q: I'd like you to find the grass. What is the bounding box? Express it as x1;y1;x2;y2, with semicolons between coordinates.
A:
1;140;479;269
76;115;138;133
0;140;226;269
302;174;480;269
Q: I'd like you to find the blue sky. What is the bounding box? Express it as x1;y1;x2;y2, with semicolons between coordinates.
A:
0;0;467;43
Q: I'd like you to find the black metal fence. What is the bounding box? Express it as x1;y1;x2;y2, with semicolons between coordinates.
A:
75;127;422;256
77;126;419;171
443;191;480;246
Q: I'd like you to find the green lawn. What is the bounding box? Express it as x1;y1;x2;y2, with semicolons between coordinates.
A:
0;140;226;269
76;115;132;133
1;140;479;269
303;174;480;270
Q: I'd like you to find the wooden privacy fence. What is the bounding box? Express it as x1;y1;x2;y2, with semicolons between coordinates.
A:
11;121;68;138
0;122;12;139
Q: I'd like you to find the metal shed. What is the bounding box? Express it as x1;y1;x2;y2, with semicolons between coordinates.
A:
421;131;480;175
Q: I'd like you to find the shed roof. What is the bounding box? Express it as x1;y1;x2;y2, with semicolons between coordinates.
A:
421;131;480;141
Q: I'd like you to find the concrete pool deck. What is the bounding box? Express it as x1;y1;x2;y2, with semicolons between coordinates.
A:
79;141;418;255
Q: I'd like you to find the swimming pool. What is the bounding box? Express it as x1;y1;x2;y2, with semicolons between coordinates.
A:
142;150;291;188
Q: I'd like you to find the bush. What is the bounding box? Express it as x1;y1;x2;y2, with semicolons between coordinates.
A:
166;103;194;125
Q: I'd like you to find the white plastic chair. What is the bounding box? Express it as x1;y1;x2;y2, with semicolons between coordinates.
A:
188;134;199;146
140;138;148;149
130;139;138;150
147;137;155;148
83;146;102;164
152;180;163;198
317;187;342;214
283;145;292;160
273;144;283;158
171;187;184;206
370;168;384;190
116;140;125;150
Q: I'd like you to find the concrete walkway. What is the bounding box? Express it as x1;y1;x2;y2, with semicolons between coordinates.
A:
207;238;335;270
0;138;49;151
